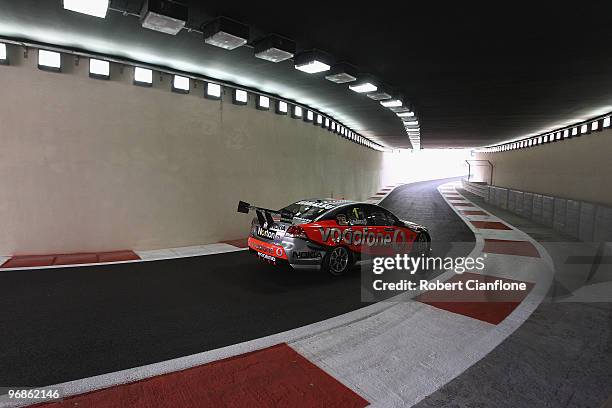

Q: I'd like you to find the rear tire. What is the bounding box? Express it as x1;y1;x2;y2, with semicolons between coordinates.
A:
322;246;353;276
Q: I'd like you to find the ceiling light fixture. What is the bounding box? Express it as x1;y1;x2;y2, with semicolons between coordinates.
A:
349;79;377;93
63;0;109;18
381;99;402;108
294;50;331;74
203;17;249;50
366;85;392;100
140;0;187;35
325;63;358;83
254;34;295;63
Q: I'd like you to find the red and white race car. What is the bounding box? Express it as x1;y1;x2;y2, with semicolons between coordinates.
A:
238;198;430;276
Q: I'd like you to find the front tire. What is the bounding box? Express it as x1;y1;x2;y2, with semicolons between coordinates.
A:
323;246;353;276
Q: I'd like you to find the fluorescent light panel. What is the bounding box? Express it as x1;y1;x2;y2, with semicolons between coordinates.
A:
257;95;270;110
366;91;392;101
134;67;153;85
254;35;295;63
295;60;330;74
206;83;222;98
604;117;611;128
63;0;108;18
89;58;110;79
277;100;288;114
349;82;377;93
326;72;357;83
233;89;248;104
381;99;402;108
397;111;415;117
306;110;314;121
0;43;7;62
38;50;61;71
292;106;303;118
140;0;187;35
203;17;249;50
172;75;189;93
325;63;358;83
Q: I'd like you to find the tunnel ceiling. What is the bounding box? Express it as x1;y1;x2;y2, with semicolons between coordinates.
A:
2;1;612;149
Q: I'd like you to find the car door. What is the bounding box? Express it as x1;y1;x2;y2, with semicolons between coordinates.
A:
364;205;398;256
336;204;368;253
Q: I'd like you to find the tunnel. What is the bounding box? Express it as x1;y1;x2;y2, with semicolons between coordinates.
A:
0;2;611;407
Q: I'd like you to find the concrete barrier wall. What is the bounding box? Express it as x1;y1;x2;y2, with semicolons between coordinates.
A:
463;180;612;242
0;50;385;254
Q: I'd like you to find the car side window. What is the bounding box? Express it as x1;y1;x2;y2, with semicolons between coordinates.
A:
366;205;396;226
342;206;367;226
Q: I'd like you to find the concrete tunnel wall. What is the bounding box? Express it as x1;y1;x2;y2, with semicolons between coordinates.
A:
474;127;612;206
0;48;385;255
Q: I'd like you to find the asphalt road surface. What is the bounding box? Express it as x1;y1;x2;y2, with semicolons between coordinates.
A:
0;177;474;387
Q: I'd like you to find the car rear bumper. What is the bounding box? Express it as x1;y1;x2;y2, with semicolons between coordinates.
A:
248;236;326;270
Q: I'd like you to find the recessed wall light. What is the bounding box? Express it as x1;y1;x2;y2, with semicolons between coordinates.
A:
38;50;61;71
206;83;222;99
89;58;110;79
172;75;190;93
134;67;153;86
233;89;248;105
276;100;288;114
257;95;270;110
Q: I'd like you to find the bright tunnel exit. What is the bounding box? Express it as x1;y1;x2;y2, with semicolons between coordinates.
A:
381;148;472;186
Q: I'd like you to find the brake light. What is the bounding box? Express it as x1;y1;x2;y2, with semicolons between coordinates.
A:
286;225;308;239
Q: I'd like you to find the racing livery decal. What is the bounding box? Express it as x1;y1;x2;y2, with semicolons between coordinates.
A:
238;198;430;275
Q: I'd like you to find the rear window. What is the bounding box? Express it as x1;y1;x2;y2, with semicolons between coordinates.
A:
281;200;337;221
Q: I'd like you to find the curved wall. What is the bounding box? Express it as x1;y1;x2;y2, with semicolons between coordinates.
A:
474;127;612;206
0;49;383;254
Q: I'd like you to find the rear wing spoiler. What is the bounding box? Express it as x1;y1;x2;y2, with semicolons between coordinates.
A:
237;201;292;227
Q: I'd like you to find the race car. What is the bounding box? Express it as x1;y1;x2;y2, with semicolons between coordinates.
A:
237;198;430;276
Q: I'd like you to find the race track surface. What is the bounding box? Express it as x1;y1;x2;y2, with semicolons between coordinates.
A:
0;178;475;387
